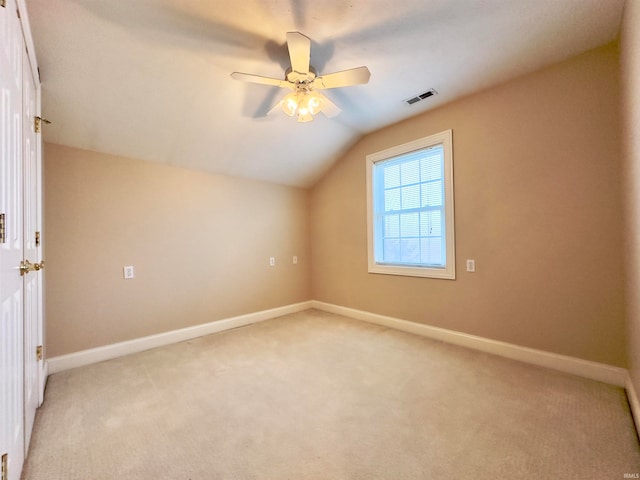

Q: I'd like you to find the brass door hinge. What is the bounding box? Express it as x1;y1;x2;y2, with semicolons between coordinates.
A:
0;214;5;244
36;345;43;361
35;231;40;247
1;453;7;480
34;116;50;133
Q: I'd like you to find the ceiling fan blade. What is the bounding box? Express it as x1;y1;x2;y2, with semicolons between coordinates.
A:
267;99;283;116
312;66;371;90
286;32;311;75
231;72;293;89
317;92;341;118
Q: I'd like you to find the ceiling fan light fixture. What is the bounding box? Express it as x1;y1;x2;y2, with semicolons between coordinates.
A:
280;89;324;122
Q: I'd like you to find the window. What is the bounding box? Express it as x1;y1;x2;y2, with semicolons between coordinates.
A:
366;130;455;279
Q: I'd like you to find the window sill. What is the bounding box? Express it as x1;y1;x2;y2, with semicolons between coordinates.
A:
368;263;456;280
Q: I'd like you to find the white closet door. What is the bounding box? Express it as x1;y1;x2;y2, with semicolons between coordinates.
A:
0;0;25;478
22;42;39;454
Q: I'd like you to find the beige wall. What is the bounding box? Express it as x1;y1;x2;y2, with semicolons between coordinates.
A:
310;43;626;367
622;1;640;392
45;41;627;369
44;144;311;357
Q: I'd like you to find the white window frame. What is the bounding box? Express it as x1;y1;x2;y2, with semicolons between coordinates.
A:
366;130;455;279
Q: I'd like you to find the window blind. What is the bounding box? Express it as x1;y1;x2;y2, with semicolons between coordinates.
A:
372;144;446;267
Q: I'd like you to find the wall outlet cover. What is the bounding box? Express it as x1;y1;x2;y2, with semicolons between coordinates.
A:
123;266;135;279
466;259;476;273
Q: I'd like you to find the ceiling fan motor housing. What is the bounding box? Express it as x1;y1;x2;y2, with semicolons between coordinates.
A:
285;66;317;85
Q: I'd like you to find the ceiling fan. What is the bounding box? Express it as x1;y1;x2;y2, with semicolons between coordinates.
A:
231;32;371;122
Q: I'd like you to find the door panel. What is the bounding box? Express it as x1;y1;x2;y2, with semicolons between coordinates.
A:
23;46;38;454
0;0;25;478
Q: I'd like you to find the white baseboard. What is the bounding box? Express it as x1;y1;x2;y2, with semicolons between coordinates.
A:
311;301;629;387
44;299;638;430
626;373;640;435
45;299;629;389
47;301;313;374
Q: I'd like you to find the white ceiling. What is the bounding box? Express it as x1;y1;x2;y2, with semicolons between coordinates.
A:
26;0;624;187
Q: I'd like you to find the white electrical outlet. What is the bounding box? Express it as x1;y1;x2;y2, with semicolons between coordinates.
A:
293;256;298;265
269;257;276;267
466;259;476;273
123;266;135;279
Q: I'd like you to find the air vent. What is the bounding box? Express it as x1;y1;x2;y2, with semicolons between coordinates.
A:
404;89;438;106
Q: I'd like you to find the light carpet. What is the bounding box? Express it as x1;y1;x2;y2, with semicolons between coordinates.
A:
21;309;640;479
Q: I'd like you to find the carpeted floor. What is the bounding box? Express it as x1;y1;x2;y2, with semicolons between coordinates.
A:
21;309;640;479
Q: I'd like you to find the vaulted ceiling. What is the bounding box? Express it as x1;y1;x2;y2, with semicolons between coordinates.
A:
26;0;624;187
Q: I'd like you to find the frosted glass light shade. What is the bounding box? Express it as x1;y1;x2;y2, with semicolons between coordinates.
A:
281;92;298;117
